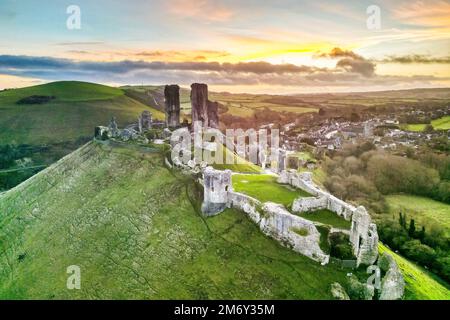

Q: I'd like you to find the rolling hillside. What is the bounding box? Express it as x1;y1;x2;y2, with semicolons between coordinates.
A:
0;81;164;145
0;141;352;299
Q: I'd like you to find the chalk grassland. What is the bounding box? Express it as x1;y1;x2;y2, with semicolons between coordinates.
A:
379;244;450;300
232;174;310;207
0;81;164;145
0;142;352;299
385;195;450;236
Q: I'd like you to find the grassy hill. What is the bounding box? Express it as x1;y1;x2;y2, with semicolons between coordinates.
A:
0;81;164;145
0;141;353;299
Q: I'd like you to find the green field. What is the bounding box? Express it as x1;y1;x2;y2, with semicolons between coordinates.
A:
379;244;450;300
232;174;310;206
401;116;450;132
385;194;450;236
432;116;450;130
0;141;353;299
297;209;351;229
209;92;318;117
0;81;164;145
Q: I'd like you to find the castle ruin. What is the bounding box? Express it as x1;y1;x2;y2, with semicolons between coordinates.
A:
164;84;180;128
191;83;219;129
201;167;232;215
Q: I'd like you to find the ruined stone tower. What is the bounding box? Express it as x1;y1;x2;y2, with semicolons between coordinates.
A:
190;83;218;129
350;206;379;266
164;84;180;128
201;167;232;216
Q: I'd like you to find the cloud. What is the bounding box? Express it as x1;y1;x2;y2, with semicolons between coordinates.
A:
316;47;376;77
336;58;376;77
0;55;320;75
381;54;450;64
134;50;230;61
0;54;447;90
316;47;362;60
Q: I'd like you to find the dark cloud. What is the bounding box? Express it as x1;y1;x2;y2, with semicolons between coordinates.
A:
316;47;362;60
316;47;376;77
0;55;320;75
336;58;376;77
0;54;446;89
381;54;450;64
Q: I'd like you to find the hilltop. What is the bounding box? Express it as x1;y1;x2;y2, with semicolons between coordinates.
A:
0;141;351;299
0;81;164;145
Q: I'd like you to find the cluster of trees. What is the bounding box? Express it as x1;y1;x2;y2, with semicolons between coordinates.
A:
378;213;450;283
324;142;450;209
0;144;34;170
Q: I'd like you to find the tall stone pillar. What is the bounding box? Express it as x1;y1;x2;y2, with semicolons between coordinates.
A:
191;83;209;127
164;84;180;128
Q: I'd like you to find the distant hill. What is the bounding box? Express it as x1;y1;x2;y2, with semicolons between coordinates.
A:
0;81;164;145
0;141;350;299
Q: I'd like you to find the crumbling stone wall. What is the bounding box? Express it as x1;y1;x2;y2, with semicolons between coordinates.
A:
350;206;379;266
200;167;329;264
138;110;152;133
377;252;405;300
191;83;219;128
226;191;329;264
281;169;378;266
164;85;180;128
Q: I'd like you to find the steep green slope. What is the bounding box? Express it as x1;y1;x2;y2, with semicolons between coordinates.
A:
0;141;350;299
0;81;164;145
379;244;450;300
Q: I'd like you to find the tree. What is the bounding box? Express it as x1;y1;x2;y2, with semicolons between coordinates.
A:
398;212;407;229
418;226;426;241
408;219;416;237
424;124;434;133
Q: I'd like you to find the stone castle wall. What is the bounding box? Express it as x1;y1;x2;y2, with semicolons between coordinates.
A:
279;169;378;266
227;191;329;264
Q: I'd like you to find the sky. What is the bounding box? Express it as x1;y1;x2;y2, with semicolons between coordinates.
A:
0;0;449;93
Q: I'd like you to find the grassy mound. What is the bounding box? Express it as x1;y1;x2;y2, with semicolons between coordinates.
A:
379;244;450;300
0;141;351;299
0;81;164;145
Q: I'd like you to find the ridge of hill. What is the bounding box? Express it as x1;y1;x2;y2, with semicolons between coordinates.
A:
0;141;351;299
0;81;164;145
